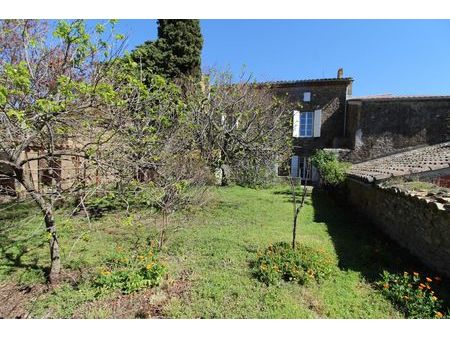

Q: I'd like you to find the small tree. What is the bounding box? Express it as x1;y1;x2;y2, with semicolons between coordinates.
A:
101;58;213;249
310;149;350;187
0;19;127;284
289;161;310;249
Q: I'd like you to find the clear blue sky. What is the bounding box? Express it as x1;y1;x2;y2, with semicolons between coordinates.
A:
102;19;450;97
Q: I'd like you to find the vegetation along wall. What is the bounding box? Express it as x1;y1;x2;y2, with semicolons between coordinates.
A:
345;178;450;277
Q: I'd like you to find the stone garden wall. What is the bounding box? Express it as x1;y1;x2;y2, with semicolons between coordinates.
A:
345;178;450;277
345;97;450;162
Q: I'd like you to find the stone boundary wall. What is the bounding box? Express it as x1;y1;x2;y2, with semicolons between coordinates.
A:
345;97;450;162
345;178;450;277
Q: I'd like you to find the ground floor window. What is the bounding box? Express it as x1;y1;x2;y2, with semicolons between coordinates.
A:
290;156;311;179
277;155;318;181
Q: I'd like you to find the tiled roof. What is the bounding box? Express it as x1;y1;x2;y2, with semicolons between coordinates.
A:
257;77;354;87
348;142;450;183
348;94;450;101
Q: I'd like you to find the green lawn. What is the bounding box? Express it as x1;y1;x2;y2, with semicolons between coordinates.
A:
0;184;446;318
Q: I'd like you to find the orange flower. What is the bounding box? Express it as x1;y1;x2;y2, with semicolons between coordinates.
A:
434;276;442;282
413;272;419;277
419;283;425;290
426;277;433;283
383;283;389;289
435;311;443;318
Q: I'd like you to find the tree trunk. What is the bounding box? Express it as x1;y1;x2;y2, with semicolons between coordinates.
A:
221;165;228;186
15;167;61;284
45;209;61;284
291;164;310;250
292;206;300;249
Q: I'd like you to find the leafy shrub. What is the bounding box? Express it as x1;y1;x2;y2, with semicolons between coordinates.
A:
233;163;277;188
83;182;161;217
254;242;336;285
84;178;212;217
310;149;350;186
376;271;447;319
94;245;166;294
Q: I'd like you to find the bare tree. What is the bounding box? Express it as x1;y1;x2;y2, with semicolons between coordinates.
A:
185;69;293;186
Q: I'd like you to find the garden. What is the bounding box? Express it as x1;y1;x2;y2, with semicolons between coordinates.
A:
0;19;448;319
1;184;448;318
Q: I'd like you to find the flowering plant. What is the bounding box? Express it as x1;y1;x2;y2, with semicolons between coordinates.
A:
94;244;166;294
376;271;446;318
254;242;336;285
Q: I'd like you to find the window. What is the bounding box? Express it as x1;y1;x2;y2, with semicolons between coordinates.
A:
303;92;311;102
39;157;61;187
298;157;311;180
290;156;311;179
277;159;290;177
293;110;321;138
300;111;313;137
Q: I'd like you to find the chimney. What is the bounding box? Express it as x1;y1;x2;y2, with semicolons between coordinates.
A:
337;68;343;79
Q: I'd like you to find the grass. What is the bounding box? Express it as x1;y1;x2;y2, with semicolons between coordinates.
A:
0;184;447;318
382;178;450;194
161;185;401;318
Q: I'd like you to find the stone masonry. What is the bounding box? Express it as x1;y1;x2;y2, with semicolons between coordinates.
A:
346;178;450;278
345;95;450;162
269;77;353;158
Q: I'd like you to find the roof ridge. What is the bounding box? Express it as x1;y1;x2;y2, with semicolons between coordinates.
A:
257;77;354;85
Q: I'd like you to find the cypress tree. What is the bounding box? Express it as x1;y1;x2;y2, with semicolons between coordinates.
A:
132;19;203;83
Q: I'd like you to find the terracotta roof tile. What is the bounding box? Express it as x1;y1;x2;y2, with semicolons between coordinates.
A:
348;142;450;183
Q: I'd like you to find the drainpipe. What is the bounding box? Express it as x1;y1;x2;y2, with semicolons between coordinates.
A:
343;94;347;137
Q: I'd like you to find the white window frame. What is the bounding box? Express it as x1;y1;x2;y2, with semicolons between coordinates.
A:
299;111;313;138
303;92;311;102
293;110;321;138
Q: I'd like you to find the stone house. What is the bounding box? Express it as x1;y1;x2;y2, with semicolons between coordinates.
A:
0;141;98;197
268;70;353;180
270;69;450;183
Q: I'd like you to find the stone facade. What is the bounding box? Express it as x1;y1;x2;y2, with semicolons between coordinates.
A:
271;78;353;158
345;96;450;162
346;178;450;277
268;77;353;179
269;73;450;181
0;146;96;197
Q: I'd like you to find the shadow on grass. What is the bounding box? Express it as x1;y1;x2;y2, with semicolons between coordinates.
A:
0;229;48;279
310;188;450;305
272;187;313;204
0;200;49;282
